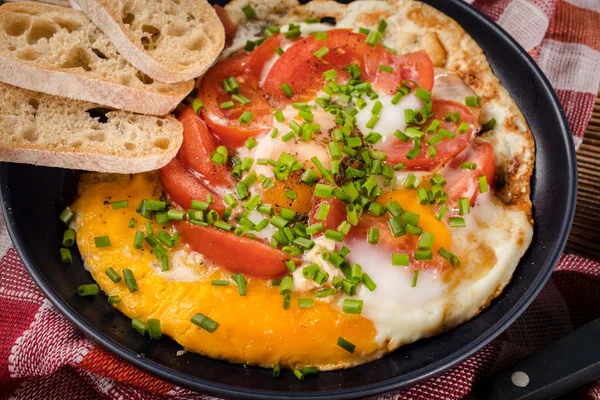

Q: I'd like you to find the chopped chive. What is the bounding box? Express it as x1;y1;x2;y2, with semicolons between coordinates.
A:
323;69;337;81
449;217;466;228
482;118;497;132
316;288;335;297
94;236;111;248
337;337;356;353
279;275;293;295
62;228;76;247
191;313;220;332
161;255;169;271
365;30;382;46
465;95;482;107
273;362;282;378
281;83;293;97
362;273;376;291
298;298;314;309
133;231;144;249
232;94;251;105
244;40;255;52
417;187;429;205
444;112;460;123
379;65;393;73
231;273;247;296
192;98;203;114
111;200;128;210
77;283;99;296
191;200;210;210
458;198;470;215
314;46;330;59
242;4;256;19
238;111;254;125
392;253;409;266
167;210;185;221
128;218;136;228
418;232;435;250
306;223;323;235
60;248;72;263
147;318;162;340
60;206;74;225
293;369;305;380
478;175;489;193
342;299;363;314
377;19;388;33
132;318;147;336
325;229;344;242
211;279;230;286
461;162;477;170
108;295;120;305
105;267;121;283
438;247;460;267
314;31;327;40
411;269;419;287
314;184;334;199
123;269;138;292
220;101;235;109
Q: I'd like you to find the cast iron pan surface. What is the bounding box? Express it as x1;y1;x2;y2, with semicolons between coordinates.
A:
0;0;576;398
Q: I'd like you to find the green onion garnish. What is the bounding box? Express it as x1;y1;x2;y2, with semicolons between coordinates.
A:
458;198;470;215
62;229;75;247
191;313;220;333
465;95;482;107
192;98;203;114
108;295;120;305
279;275;293;295
444;112;460;123
123;269;138;292
242;4;256;19
365;30;382;46
314;46;329;59
478;175;489;193
105;267;121;283
111;200;128;210
314;184;334;199
77;283;99;296
60;206;74;225
281;83;293;97
298;298;314;309
392;253;409;266
379;65;393;73
461;162;477;170
161;255;169;271
337;337;356;353
128;218;136;228
273;362;282;378
238;111;254;125
293;369;305;380
133;231;144;249
306;223;323;235
231;273;247;296
316;288;335;297
315;31;327;40
232;94;251;105
132;318;147;336
482;118;497;132
60;248;72;263
449;217;466;228
438;247;460;267
367;227;379;244
362;273;376;291
147;318;162;340
323;69;337;81
411;269;419;287
94;236;111;248
220;101;234;109
418;232;435;250
325;229;343;242
342;299;363;314
377;19;388;33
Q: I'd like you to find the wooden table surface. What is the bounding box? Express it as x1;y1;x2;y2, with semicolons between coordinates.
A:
6;0;600;261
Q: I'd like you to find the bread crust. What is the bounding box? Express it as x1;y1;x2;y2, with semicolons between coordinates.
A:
72;0;225;83
0;2;194;115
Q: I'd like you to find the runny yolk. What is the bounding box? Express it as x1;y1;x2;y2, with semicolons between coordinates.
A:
262;171;313;215
377;189;451;251
71;172;379;369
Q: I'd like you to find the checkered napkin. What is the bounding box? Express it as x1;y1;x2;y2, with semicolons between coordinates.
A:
2;1;600;399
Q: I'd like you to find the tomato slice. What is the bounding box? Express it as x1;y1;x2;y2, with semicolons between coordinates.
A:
176;222;291;278
384;99;477;171
443;141;495;203
198;53;272;148
159;157;225;213
245;34;284;77
178;107;233;190
263;29;434;101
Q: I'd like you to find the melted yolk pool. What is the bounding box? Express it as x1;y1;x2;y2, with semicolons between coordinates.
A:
377;190;451;251
72;173;379;369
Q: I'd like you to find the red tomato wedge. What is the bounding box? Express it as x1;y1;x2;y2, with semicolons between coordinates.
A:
384;99;477;171
443;141;495;204
263;29;434;101
159;157;226;214
198;53;273;148
244;34;284;77
178;107;233;189
176;222;291;278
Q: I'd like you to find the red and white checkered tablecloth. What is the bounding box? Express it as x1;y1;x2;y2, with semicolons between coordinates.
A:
1;1;600;399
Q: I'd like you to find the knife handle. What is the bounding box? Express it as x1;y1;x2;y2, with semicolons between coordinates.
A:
477;318;600;400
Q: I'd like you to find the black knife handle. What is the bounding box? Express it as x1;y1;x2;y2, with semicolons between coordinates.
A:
476;318;600;400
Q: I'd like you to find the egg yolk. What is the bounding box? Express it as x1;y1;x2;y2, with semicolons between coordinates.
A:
262;171;313;215
377;189;451;251
71;173;379;369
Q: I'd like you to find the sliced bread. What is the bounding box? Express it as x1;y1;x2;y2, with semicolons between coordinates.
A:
71;0;225;83
0;82;183;173
0;2;194;115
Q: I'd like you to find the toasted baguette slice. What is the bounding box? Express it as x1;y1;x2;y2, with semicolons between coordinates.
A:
0;82;183;173
71;0;225;84
0;2;194;115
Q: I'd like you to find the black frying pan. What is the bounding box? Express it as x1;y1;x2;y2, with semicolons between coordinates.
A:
0;0;577;398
